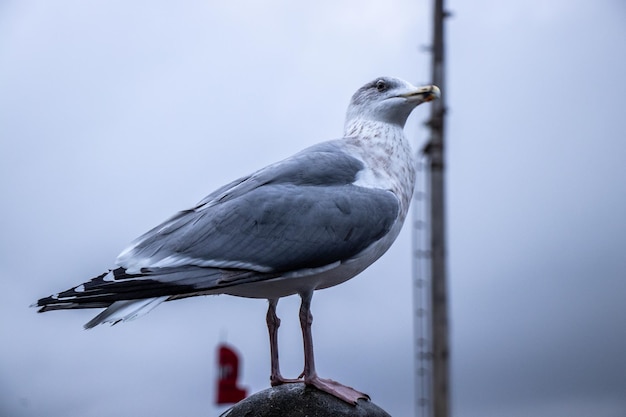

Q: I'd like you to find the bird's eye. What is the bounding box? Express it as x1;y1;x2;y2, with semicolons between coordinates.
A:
375;80;387;92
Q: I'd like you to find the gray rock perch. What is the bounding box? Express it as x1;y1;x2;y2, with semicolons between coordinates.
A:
220;385;391;417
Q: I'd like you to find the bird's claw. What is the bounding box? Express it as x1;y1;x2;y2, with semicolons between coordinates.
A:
270;374;304;386
305;375;369;405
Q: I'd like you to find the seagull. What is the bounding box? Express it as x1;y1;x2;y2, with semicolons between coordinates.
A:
34;76;439;404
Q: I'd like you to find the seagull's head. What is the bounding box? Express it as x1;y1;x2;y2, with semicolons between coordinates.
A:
345;77;440;131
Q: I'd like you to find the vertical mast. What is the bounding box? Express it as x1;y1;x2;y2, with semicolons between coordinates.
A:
426;0;449;415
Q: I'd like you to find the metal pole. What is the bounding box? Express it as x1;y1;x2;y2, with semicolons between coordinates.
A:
424;0;449;416
412;158;431;417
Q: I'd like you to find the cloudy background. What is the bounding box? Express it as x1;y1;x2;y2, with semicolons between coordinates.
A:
1;1;625;416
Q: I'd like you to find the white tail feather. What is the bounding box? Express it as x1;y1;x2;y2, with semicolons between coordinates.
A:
84;296;168;329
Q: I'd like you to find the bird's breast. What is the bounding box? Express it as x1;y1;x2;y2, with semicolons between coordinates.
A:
347;129;416;219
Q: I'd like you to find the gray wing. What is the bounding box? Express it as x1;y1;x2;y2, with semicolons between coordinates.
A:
117;140;400;274
35;141;401;313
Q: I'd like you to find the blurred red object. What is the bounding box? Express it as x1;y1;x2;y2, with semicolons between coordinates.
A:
216;343;247;404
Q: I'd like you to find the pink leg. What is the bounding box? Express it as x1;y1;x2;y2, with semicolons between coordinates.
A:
266;298;301;386
298;290;369;405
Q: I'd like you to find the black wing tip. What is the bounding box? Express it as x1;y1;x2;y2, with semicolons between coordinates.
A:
30;301;47;313
31;296;54;312
32;269;118;313
35;305;54;313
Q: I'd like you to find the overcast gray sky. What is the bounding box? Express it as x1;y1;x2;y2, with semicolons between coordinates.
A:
1;1;625;416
